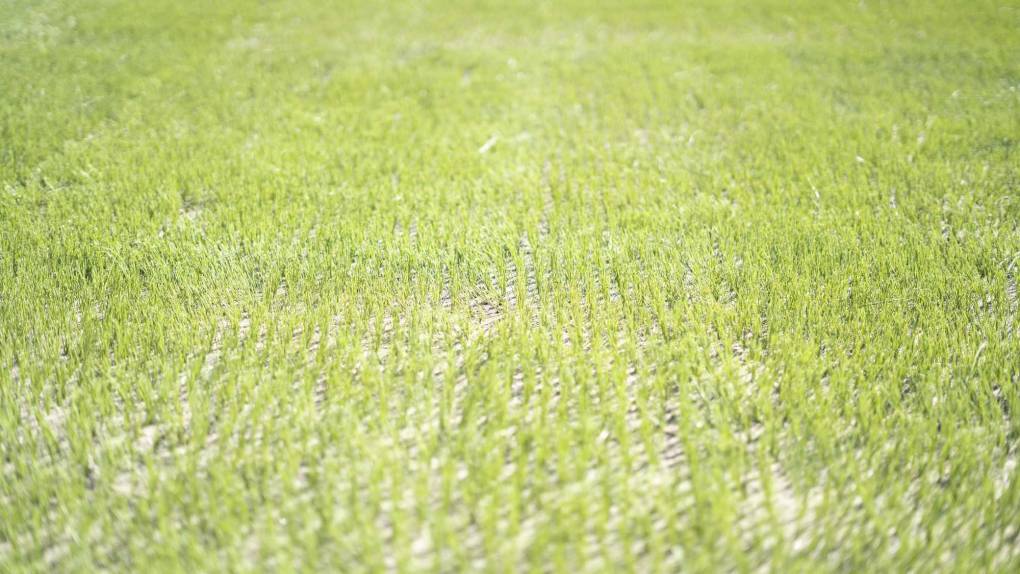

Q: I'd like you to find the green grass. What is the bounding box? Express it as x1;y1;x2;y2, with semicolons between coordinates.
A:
2;0;1019;571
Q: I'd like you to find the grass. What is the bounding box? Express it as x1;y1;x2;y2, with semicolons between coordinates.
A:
1;0;1019;571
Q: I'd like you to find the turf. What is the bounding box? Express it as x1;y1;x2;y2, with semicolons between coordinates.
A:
2;0;1019;571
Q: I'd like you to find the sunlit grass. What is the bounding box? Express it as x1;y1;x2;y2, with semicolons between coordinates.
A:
2;0;1019;571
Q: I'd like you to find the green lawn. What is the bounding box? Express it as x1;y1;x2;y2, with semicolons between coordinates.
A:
2;0;1019;571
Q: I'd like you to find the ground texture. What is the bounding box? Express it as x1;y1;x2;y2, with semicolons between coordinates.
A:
2;0;1019;572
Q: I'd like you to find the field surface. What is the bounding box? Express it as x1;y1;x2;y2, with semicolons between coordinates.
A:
2;0;1019;572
